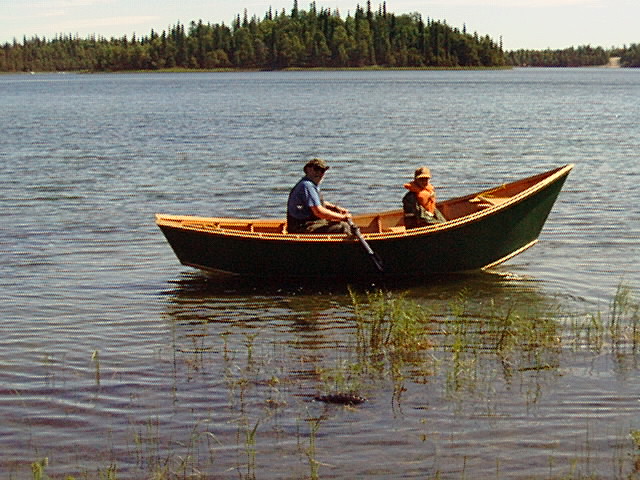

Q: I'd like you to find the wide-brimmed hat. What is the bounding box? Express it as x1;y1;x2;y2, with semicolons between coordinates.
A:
305;158;330;171
414;166;431;179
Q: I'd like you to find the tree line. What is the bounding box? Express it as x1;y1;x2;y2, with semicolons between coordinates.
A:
506;44;640;67
618;44;640;67
2;1;638;72
1;1;505;72
506;46;609;67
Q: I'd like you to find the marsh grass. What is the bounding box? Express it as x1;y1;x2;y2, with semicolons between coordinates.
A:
346;282;639;401
346;287;563;396
609;283;640;349
22;283;640;480
304;416;323;480
132;417;162;473
240;419;260;480
349;288;434;374
91;350;100;386
440;293;562;397
129;416;222;480
31;458;48;480
317;357;364;397
565;282;640;353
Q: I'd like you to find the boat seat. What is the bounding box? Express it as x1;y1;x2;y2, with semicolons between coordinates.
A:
219;222;254;232
470;195;510;208
255;223;287;234
220;222;288;234
360;216;384;233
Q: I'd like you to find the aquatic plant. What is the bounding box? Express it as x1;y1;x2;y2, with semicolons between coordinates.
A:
241;419;260;480
97;464;118;480
31;458;47;480
244;333;259;368
317;357;364;398
344;286;564;398
564;282;640;354
91;350;100;386
305;416;323;480
349;288;433;374
610;283;640;348
566;310;605;353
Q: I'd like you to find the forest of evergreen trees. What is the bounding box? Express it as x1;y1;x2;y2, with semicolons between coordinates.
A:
0;1;505;72
618;44;640;67
1;1;638;73
506;46;609;67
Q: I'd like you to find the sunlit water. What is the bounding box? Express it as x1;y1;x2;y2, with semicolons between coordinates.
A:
1;69;639;478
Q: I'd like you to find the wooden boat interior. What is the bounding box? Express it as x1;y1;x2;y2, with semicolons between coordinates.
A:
157;167;563;236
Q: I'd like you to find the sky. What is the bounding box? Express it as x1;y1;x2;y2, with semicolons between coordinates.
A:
0;0;637;50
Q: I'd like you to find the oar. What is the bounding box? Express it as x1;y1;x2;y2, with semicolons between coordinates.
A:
347;219;384;273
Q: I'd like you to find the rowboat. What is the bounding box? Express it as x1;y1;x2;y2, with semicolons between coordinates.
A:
156;164;573;278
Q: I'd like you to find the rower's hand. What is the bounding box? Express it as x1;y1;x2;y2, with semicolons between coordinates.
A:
331;204;348;214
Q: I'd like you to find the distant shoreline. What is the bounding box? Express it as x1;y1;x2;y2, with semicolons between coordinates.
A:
6;62;635;75
6;66;516;75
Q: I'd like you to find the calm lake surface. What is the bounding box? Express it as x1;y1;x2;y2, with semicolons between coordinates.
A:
1;69;639;478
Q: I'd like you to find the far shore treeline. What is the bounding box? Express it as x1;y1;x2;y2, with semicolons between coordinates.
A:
2;1;639;72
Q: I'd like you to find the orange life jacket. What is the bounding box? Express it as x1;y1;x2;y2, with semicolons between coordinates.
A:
403;181;436;214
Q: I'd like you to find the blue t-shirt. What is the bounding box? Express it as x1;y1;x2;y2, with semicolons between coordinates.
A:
287;177;322;220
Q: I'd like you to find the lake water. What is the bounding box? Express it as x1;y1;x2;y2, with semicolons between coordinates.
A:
1;69;640;478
